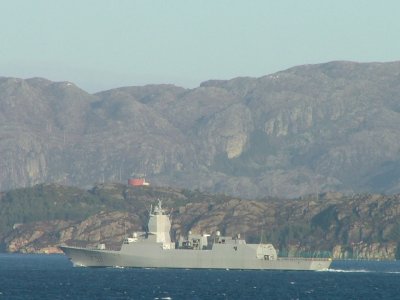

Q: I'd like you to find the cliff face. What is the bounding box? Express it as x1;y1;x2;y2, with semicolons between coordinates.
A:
2;61;400;198
332;243;397;260
2;184;400;259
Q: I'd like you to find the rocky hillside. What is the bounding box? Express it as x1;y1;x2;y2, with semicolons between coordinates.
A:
1;184;400;259
1;61;400;197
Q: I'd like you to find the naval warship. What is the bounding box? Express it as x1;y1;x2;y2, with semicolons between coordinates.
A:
60;200;332;270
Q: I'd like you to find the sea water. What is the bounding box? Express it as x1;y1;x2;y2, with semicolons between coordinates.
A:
0;254;399;299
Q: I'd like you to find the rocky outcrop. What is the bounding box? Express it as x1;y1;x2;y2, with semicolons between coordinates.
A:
5;220;73;253
332;243;397;260
4;211;143;253
2;184;400;259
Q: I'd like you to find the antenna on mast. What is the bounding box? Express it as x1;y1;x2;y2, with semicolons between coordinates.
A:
260;227;265;245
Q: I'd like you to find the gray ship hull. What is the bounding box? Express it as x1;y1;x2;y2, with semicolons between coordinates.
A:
59;243;331;271
60;201;332;271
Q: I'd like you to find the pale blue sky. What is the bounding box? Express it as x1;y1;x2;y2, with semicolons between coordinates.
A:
1;0;399;92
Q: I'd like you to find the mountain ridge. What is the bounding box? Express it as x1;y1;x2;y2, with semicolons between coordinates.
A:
1;60;400;197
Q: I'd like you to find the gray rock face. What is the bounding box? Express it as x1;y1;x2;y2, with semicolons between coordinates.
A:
1;61;400;197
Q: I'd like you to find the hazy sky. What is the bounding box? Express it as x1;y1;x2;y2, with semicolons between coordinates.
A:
1;0;399;92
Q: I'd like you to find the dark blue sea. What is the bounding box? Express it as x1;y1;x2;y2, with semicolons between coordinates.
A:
1;254;399;299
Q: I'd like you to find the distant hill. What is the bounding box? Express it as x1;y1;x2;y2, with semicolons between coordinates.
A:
1;184;399;259
1;61;400;197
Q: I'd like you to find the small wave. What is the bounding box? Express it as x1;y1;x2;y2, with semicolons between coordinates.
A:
73;263;87;267
325;268;400;274
324;269;371;273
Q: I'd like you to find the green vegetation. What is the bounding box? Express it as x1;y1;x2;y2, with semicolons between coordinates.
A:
0;184;105;235
264;223;314;248
311;205;338;230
